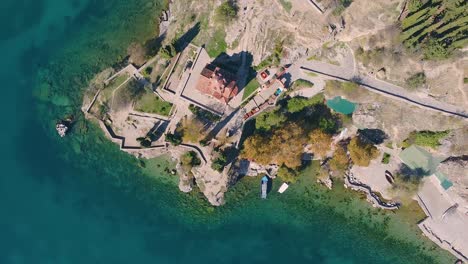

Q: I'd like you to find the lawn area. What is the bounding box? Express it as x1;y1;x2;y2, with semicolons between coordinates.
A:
242;78;260;100
101;73;130;101
402;130;449;149
134;92;173;116
206;28;227;58
291;79;314;90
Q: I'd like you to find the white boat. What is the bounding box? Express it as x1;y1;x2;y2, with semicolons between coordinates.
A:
278;183;289;193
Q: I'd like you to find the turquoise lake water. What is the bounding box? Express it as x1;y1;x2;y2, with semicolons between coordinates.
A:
0;0;455;263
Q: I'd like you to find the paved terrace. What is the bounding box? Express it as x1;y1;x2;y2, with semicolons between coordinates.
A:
417;176;468;261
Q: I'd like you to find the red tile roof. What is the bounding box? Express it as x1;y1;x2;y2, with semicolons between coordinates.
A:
195;64;239;104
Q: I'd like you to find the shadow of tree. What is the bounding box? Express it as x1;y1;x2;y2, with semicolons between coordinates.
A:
397;163;430;183
174;22;201;52
358;128;388;145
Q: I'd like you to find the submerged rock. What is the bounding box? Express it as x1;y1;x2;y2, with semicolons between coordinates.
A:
56;123;68;137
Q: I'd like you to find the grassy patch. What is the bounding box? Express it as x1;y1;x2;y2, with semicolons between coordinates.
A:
405;72;426;89
101;73;130;100
277;0;292;13
306;72;318;77
355;47;385;66
291;79;314;90
381;153;391;164
206;28;227;58
402;130;450;149
242;78;260;100
254;40;283;70
134;92;173;116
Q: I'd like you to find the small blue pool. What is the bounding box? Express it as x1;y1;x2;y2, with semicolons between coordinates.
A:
326;96;357;115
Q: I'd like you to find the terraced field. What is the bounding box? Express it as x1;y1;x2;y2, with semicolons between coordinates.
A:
400;0;467;59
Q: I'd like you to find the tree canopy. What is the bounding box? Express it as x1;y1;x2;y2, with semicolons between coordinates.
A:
329;144;349;177
255;111;286;131
241;123;306;168
308;129;332;158
348;136;379;167
215;1;238;24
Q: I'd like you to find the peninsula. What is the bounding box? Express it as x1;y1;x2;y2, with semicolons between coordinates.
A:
80;0;467;261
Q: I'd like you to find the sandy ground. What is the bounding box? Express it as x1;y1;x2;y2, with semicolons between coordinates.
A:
351;145;400;200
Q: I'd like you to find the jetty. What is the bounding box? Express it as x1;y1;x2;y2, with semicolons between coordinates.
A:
261;176;268;199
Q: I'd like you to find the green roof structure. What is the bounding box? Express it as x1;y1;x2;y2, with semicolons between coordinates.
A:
399;145;442;175
399;145;452;190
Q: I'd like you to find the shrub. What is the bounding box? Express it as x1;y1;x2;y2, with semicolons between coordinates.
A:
381;153;391;164
423;38;450;60
160;42;177;59
215;1;238;24
137;136;152;148
181;151;201;167
405;72;426;89
144;66;153;76
291;79;314;90
212;154;227;172
254;40;283;70
166;133;182;146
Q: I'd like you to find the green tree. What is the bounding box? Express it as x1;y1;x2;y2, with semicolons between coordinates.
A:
166;133;182;146
255;111;286;131
318;117;337;134
181;151;201;167
212;154;227;172
160;41;177;59
287;97;312;113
